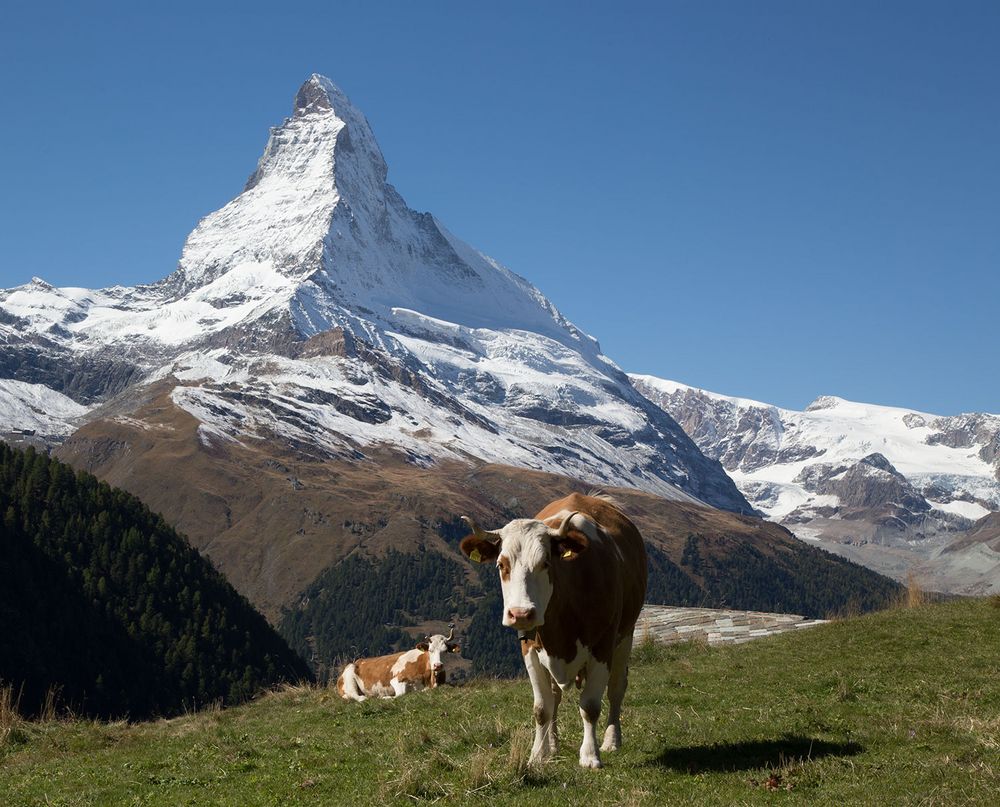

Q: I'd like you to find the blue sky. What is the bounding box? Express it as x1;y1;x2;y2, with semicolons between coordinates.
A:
1;1;997;415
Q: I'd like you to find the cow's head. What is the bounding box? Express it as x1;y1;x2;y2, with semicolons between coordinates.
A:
415;626;461;686
460;512;589;631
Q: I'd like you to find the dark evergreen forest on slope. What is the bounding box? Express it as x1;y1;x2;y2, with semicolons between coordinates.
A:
0;444;310;719
281;515;902;680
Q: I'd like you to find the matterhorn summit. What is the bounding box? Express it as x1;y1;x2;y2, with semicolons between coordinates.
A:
171;74;592;352
0;75;749;513
176;75;389;295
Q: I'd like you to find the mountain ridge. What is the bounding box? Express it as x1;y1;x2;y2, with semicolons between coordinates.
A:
0;75;749;513
632;373;1000;594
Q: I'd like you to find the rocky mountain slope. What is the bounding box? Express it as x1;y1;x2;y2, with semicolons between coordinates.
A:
0;75;747;515
0;378;87;435
55;382;901;679
632;375;1000;593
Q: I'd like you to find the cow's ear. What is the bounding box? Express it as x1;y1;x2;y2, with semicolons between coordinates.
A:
460;533;501;564
447;643;461;654
416;642;429;652
552;528;589;561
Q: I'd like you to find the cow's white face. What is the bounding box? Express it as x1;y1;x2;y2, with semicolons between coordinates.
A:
460;513;589;632
494;519;556;630
416;633;461;685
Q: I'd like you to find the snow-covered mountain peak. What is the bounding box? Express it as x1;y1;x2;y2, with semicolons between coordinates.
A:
287;74;388;185
633;374;1000;594
293;75;374;130
858;452;898;474
634;374;1000;518
0;76;752;514
3;76;595;359
294;74;338;115
168;74;582;347
805;395;844;411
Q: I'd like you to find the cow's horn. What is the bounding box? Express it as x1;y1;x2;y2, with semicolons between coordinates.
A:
550;511;580;538
446;623;455;641
461;516;501;543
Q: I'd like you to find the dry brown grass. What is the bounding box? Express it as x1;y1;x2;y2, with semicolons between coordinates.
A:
957;715;1000;751
904;571;926;608
506;724;534;777
465;747;492;791
0;684;71;749
1;685;25;747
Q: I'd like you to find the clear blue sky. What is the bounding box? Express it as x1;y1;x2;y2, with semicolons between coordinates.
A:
2;1;997;415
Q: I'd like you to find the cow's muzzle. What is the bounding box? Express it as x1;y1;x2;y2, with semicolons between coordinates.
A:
505;606;537;629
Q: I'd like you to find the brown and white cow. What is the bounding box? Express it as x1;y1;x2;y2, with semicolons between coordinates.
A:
336;630;461;702
460;493;647;768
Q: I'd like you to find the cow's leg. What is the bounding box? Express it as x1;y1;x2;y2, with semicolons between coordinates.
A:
548;677;562;756
578;659;610;768
601;634;633;752
338;664;367;702
524;650;557;764
390;678;409;697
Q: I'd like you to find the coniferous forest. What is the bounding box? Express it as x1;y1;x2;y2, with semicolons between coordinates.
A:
281;513;902;680
0;444;311;719
280;548;474;677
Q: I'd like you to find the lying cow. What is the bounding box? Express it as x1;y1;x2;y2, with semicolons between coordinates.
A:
336;629;461;702
460;493;647;768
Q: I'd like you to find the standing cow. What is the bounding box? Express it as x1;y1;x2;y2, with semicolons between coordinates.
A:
460;493;647;768
336;629;461;702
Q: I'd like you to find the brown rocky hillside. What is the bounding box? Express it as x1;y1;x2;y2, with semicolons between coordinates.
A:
56;380;899;631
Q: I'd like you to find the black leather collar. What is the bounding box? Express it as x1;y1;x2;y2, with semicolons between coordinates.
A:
518;627;537;642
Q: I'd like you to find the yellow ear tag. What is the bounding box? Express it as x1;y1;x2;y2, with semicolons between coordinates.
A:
561;549;574;559
470;549;482;563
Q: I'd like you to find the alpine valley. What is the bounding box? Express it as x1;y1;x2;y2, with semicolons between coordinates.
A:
0;76;921;677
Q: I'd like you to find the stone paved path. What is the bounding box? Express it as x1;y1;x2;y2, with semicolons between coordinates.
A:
633;605;827;647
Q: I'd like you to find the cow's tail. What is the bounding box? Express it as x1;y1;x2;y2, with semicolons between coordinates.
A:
337;663;367;702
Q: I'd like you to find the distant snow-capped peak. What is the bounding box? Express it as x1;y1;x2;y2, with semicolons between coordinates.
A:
632;373;1000;521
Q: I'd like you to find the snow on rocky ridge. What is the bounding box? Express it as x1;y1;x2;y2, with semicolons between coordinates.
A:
631;375;1000;522
0;75;749;514
632;374;1000;592
0;379;88;435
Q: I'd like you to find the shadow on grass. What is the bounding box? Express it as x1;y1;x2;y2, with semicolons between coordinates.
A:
650;735;863;773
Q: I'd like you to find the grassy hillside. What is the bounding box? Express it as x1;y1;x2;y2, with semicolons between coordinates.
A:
3;598;998;806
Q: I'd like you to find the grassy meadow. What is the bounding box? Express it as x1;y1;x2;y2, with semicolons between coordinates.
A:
3;598;999;806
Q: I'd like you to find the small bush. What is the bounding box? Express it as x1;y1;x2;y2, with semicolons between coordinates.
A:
630;630;674;666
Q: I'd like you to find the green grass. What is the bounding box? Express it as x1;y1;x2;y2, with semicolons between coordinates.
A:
3;598;1000;806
